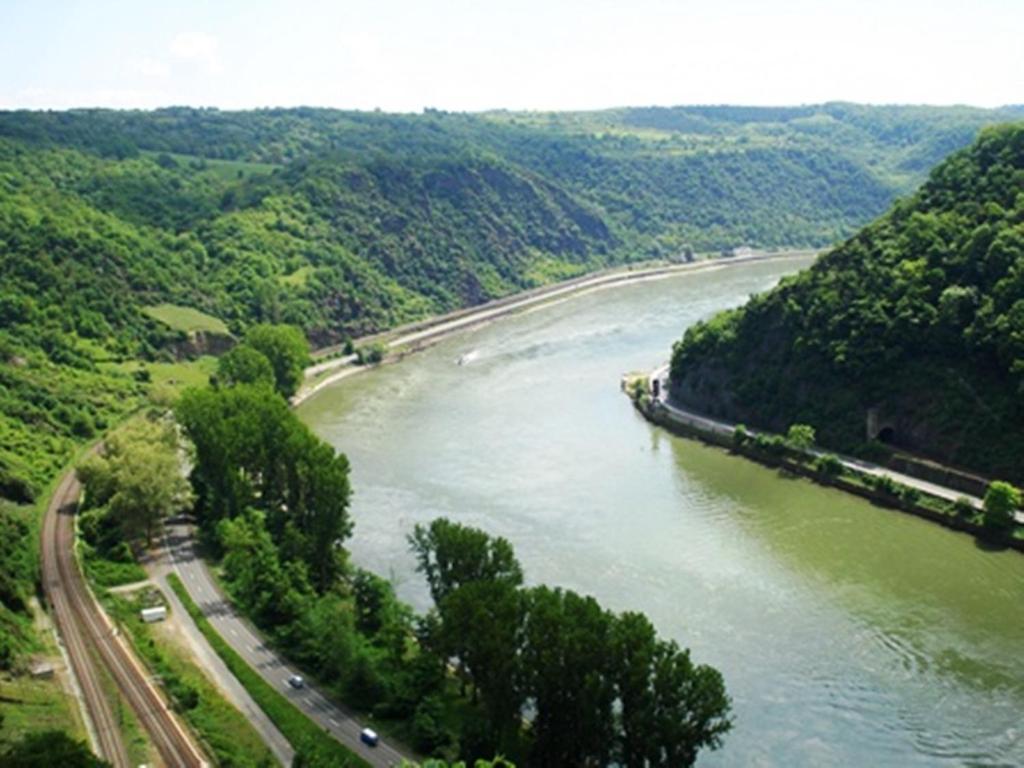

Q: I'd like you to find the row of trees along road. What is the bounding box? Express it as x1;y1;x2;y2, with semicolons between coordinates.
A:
73;322;733;765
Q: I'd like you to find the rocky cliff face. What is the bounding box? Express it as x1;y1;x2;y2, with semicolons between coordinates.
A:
167;330;236;360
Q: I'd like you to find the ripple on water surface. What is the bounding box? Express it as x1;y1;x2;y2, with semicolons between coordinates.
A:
299;259;1024;767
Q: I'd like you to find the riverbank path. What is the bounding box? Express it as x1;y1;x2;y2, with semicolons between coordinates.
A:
648;365;986;509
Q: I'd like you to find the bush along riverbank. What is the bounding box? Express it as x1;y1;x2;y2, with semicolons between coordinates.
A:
624;375;1024;552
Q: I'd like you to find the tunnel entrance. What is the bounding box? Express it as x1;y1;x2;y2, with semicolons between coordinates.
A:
876;426;896;444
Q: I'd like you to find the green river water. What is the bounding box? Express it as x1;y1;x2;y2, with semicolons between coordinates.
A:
298;257;1024;767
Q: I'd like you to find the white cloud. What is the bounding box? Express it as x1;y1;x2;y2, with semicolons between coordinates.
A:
136;57;169;78
169;31;222;74
7;87;171;110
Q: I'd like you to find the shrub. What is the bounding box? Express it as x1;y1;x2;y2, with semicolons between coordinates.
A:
753;433;787;456
898;485;921;505
871;474;899;496
355;343;386;365
412;695;451;753
813;453;843;478
982;481;1021;530
627;377;643;400
70;411;96;438
951;496;976;518
785;423;816;452
732;424;750;448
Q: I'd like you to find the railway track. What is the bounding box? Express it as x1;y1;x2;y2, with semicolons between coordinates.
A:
41;463;207;767
42;470;131;766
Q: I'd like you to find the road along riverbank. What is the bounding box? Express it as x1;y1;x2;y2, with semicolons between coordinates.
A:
295;250;819;406
626;368;1024;552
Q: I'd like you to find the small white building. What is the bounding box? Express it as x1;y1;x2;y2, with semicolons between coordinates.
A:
140;606;167;623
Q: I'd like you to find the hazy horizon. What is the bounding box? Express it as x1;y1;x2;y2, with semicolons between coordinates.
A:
3;0;1021;113
1;100;1021;116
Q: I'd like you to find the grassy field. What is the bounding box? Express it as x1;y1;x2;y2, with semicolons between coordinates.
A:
168;573;370;768
143;304;231;335
139;150;280;181
80;541;148;588
99;356;218;403
0;671;86;746
145;356;219;396
105;587;277;768
0;599;88;749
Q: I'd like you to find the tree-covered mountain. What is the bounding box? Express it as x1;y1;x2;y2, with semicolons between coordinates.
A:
0;103;1021;502
670;123;1024;481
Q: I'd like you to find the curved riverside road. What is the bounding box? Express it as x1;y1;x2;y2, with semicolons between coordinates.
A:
42;466;207;768
162;519;412;768
648;365;985;508
298;251;819;405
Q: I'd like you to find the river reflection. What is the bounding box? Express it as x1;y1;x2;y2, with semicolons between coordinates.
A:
299;258;1024;767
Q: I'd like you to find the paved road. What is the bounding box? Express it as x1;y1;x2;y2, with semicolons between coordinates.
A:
149;525;294;766
648;366;985;508
298;251;820;404
42;465;207;768
163;520;413;768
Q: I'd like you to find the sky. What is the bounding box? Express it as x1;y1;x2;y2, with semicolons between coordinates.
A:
1;0;1021;113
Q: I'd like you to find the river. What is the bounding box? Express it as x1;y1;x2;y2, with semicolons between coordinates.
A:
298;256;1024;767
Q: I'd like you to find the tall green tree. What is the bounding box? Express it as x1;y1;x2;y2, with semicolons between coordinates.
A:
77;419;192;545
176;384;293;524
409;518;523;605
612;612;658;768
412;519;733;767
646;640;732;767
521;586;617;768
177;383;353;591
218;509;311;627
215;343;275;389
281;430;352;592
245;324;309;398
440;580;525;744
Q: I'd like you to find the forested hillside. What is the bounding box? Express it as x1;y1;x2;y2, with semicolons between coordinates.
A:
0;103;1020;505
670;123;1024;481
